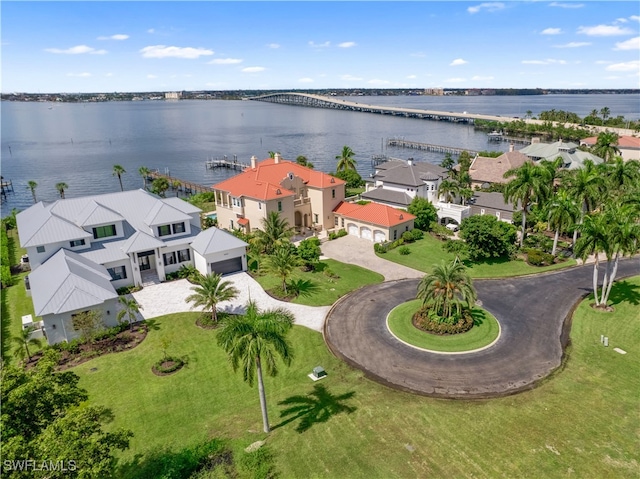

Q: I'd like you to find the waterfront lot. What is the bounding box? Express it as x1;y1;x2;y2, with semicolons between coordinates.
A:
72;277;639;478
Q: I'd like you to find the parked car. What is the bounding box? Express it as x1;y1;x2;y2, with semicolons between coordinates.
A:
446;223;459;232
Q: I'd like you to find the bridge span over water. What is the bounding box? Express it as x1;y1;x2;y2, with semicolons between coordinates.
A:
249;92;519;124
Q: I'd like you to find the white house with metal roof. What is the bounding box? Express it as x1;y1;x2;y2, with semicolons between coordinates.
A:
17;189;248;344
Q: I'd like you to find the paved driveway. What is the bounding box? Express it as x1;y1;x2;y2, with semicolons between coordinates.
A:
132;273;329;332
321;235;424;281
325;258;639;399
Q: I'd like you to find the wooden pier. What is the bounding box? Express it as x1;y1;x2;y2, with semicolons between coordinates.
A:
1;178;14;198
387;139;478;156
205;156;249;171
148;171;214;195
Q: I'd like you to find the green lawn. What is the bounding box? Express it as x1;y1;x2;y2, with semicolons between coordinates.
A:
387;300;500;352
73;276;640;478
378;234;577;278
253;259;384;306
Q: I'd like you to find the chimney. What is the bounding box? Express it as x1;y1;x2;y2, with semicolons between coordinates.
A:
509;143;515;152
407;158;413;166
250;155;257;169
274;153;281;164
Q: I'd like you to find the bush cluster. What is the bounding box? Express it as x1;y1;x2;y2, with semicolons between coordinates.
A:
525;248;555;266
1;226;12;288
398;246;410;255
328;229;348;240
413;306;474;335
373;229;423;254
116;285;142;295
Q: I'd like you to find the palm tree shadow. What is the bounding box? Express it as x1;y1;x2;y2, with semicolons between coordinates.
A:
607;280;640;306
274;384;356;433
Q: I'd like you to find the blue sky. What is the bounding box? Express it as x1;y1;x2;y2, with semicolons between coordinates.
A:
2;1;639;93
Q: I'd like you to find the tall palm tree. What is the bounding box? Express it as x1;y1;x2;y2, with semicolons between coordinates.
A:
417;258;477;320
335;146;357;172
437;179;460;203
116;296;144;331
600;107;610;122
264;243;300;294
185;273;239;324
27;180;38;204
217;300;295;433
603;157;640;192
138;166;151;190
546;190;580;255
592;132;620;163
503;161;549;246
113;164;126;191
255;211;294;255
12;326;43;362
561;160;604;246
55;182;68;199
574;213;610;307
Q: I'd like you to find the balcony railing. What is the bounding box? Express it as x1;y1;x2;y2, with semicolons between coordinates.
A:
294;197;311;207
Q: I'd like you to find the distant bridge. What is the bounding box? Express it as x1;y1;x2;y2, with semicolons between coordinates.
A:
249;92;519;124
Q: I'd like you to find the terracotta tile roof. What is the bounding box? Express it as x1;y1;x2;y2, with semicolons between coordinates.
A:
237;218;249;226
333;201;415;227
469;151;529;184
212;158;345;201
580;135;640;149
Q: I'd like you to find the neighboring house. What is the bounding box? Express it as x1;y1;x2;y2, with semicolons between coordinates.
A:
333;201;416;242
579;135;640;162
362;158;470;226
211;153;346;233
469;192;516;223
518;139;604;169
468;146;529;189
17;189;248;344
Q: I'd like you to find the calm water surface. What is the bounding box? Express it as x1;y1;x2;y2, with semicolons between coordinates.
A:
2;94;637;214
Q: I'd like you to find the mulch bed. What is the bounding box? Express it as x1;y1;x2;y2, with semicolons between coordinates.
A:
412;307;474;335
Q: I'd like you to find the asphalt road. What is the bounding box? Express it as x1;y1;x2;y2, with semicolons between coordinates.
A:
324;259;639;399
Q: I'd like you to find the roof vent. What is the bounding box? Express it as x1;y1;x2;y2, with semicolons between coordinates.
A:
330;177;335;183
276;189;281;195
399;214;404;220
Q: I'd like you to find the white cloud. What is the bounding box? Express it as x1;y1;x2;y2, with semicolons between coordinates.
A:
541;28;562;35
467;2;505;14
554;42;591;48
605;60;640;72
616;18;628;24
341;74;363;81
298;78;314;83
147;29;155;34
630;15;640;22
577;25;634;36
471;75;494;81
45;45;107;55
522;59;567;65
66;72;91;77
309;41;331;48
147;74;157;79
450;58;468;66
367;79;390;85
208;58;243;65
140;45;214;59
97;34;129;41
242;66;265;73
444;77;466;83
549;2;584;8
407;75;417;79
338;42;356;48
267;43;280;49
614;36;640;51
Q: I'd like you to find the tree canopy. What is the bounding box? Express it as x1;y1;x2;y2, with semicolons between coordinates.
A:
407;196;438;231
459;214;517;261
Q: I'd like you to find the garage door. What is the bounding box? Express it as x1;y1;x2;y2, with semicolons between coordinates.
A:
374;230;386;243
348;224;358;236
210;257;243;275
361;227;372;241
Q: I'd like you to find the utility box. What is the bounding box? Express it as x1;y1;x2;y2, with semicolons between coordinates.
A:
312;366;327;379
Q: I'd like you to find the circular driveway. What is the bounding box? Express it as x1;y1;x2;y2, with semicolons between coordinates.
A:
325;259;638;399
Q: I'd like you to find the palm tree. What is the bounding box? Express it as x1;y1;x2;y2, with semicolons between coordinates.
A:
255;211;294;255
151;177;170;197
604;157;640;192
600;107;610;122
296;155;314;169
546;190;580;255
264;243;300;294
113;164;126;191
138;166;151;190
217;300;295;433
27;180;38;204
437;179;460;203
503;161;549;246
561;160;604;246
440;153;455;171
55;182;68;199
574;213;610;307
185;273;239;324
171;180;181;197
417;258;477;320
592;132;620;163
12;326;43;362
335;146;357;172
116;296;143;331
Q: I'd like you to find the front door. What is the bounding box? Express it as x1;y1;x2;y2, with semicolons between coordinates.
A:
138;250;156;271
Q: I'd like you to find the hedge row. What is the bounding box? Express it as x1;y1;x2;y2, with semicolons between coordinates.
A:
1;227;13;288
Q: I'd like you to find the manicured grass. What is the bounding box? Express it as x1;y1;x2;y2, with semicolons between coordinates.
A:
253;259;384;306
73;276;640;478
378;234;577;278
387;300;499;352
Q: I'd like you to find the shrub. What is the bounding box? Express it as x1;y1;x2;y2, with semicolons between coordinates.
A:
408;196;438;231
459;215;517;260
410;228;424;241
337;229;348;238
525;248;555;266
401;231;414;243
356;200;371;206
431;223;453;240
323;267;339;279
116;285;142;295
443;239;468;256
398;246;410;255
374;242;389;254
413;306;474;335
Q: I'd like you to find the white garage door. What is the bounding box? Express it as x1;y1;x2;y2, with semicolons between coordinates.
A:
348;224;358;236
374;230;386;243
361;227;372;241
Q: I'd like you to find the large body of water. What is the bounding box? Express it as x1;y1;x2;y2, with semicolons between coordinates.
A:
2;94;637;215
